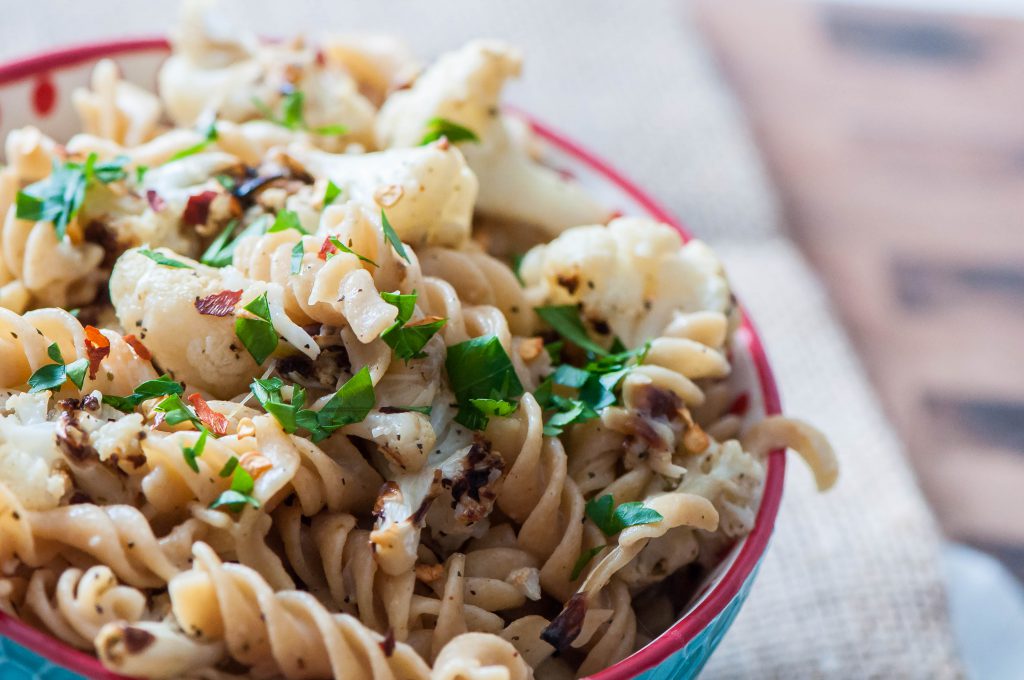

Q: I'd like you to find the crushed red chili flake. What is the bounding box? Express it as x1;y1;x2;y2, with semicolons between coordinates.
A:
123;334;152;361
194;289;243;317
187;393;229;436
83;325;111;380
183;190;218;225
145;189;166;212
317;236;338;260
727;392;750;417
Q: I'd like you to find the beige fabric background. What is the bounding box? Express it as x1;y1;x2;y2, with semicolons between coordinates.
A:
0;1;965;677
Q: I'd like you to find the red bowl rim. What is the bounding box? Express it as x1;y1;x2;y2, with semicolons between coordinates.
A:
0;38;786;680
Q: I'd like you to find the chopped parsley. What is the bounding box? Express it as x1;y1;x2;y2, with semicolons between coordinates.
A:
290;240;305;275
182;427;209;473
534;341;648;436
585;494;664;536
102;375;184;412
250;367;375;442
16;153;127;240
380;211;410;264
139;248;192;269
153;393;202;429
168;117;218;161
135;166;148;183
267;209;308;235
201;216;271;268
419;117;480;146
234;292;278;365
380;291;446;361
325;236;378;266
253;91;348;136
210;459;259;512
511;253;526;286
27;343;89;393
535;305;607;356
445;335;524;430
571;545;607;581
323;180;342;207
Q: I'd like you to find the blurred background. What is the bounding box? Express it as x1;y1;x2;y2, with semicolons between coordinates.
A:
1;0;1022;677
696;0;1024;586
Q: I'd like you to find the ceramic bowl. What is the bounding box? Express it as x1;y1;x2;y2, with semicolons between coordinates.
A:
0;38;787;680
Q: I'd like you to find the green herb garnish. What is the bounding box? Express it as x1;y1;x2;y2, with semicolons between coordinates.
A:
585;494;664;536
153;393;202;428
250;367;375;442
535;305;607;356
139;248;192;269
182;427;209;473
234;292;278;365
168;117;218;161
380;211;409;264
326;236;378;267
16;153;127;240
27;343;89;393
445;335;524;430
323;180;342;206
419;117;480;146
102;375;184;412
290;240;305;275
571;545;607;581
200;216;271;268
210;462;259;512
379;291;446;361
253;91;348;136
267;209;308;235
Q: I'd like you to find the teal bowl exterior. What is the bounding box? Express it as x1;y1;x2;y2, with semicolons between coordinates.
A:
0;38;787;680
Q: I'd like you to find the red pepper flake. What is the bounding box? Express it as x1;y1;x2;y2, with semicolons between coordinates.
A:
146;189;166;212
727;392;750;417
379;628;395;657
194;289;243;317
317;236;338;260
183;190;218;226
83;325;111;380
123;334;152;361
187;393;229;436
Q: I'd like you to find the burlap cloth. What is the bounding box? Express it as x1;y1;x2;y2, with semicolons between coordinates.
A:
1;1;966;677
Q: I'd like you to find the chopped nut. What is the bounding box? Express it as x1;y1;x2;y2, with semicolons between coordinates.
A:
236;417;256;439
239;451;273;480
517;337;544;362
374;184;404;207
415;563;445;583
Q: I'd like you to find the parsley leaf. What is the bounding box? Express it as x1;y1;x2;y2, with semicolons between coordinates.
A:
379;291;446;361
419;117;481;145
182;427;209;473
200;216;271;268
585;495;664;536
571;545;606;581
135;166;149;183
27;343;88;393
210;462;259;512
323;180;342;206
511;253;526;286
153;394;202;428
139;248;192;269
253;91;348;136
16;153;126;240
102;375;183;412
290;240;305;275
250;368;375;443
168;117;219;162
267;209;308;234
380;211;410;263
235;292;279;365
327;236;378;266
535;305;607;356
445;336;524;430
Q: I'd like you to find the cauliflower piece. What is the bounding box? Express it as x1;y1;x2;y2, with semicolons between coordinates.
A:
0;392;68;510
375;39;611;235
520;217;732;348
109;248;260;398
159;0;376;148
285;143;477;248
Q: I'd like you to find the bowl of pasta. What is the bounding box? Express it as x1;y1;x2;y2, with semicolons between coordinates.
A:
0;4;837;680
